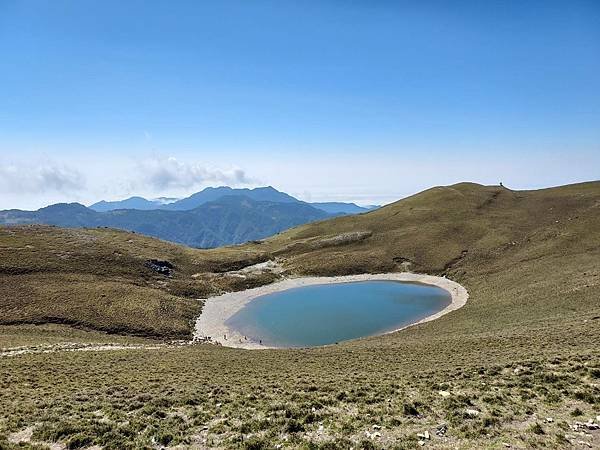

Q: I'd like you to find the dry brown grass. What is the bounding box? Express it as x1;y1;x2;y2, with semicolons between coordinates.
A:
0;181;599;448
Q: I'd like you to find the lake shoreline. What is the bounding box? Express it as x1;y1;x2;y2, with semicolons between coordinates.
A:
194;273;469;350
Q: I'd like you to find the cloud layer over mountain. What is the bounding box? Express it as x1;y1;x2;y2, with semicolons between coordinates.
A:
0;161;85;194
138;156;252;190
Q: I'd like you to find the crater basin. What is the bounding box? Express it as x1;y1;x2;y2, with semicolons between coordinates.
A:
224;280;452;347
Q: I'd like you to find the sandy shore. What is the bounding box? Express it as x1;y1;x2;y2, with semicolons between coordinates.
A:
194;273;468;349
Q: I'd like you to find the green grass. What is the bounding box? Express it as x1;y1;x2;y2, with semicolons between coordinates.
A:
0;348;597;448
0;226;274;339
0;181;599;448
0;324;152;348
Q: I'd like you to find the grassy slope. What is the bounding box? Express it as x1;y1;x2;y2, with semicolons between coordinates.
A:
0;181;599;449
259;181;600;360
0;226;276;340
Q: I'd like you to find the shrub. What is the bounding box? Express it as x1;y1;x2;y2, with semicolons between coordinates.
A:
529;423;545;435
570;407;583;417
242;436;270;450
66;433;93;449
284;419;304;433
402;402;419;416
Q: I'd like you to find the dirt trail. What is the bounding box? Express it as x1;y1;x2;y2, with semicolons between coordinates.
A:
0;341;182;357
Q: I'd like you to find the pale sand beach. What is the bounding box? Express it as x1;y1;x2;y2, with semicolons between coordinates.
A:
194;273;468;349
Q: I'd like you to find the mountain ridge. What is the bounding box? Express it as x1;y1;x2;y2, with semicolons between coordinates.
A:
89;186;377;214
0;195;332;248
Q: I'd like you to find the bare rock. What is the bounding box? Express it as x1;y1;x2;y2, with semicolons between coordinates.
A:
144;259;174;276
585;420;599;430
465;408;480;417
417;431;431;440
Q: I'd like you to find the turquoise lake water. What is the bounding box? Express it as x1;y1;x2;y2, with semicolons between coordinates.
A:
225;281;451;347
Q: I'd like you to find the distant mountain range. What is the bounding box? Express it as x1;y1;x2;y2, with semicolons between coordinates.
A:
90;186;375;215
0;186;378;248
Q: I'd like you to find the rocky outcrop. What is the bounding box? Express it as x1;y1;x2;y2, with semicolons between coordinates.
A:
144;259;174;276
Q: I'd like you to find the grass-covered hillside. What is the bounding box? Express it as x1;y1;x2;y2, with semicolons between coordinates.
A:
1;181;599;449
0;224;278;340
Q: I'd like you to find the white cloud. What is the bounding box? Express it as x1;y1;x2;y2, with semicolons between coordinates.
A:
138;156;254;191
0;161;85;194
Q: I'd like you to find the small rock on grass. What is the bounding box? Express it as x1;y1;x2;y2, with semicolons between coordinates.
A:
365;431;381;439
417;431;430;440
465;408;480;417
436;424;447;436
585;420;599;430
365;430;382;439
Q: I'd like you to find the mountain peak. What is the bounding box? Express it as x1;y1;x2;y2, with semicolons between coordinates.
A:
164;186;299;210
85;186;374;215
39;202;89;213
90;196;159;212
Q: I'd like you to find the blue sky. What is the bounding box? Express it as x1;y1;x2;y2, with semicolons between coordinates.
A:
0;0;599;209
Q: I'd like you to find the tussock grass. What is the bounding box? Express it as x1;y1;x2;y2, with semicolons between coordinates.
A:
1;181;599;448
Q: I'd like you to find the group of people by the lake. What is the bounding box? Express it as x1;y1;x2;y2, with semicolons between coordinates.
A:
222;333;262;345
